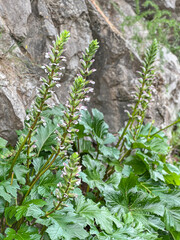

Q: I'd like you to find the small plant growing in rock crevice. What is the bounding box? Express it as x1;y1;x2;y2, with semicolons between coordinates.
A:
0;31;180;240
112;0;180;61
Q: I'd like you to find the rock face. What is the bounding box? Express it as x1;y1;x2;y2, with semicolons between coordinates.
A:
0;0;179;144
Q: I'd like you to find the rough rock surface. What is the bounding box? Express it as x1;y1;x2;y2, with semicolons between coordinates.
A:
0;0;179;144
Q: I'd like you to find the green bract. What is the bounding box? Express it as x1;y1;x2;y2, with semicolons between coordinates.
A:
0;31;180;240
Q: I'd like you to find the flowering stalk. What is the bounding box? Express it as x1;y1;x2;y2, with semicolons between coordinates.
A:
103;39;158;182
8;31;70;179
21;39;99;204
39;153;81;237
47;152;81;216
116;39;158;151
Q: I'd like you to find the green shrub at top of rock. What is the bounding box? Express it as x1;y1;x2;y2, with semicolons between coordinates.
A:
112;0;180;61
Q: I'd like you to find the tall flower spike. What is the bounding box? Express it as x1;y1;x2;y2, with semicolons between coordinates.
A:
12;34;98;210
53;39;99;158
28;30;70;129
44;39;99;215
116;39;158;149
8;31;70;178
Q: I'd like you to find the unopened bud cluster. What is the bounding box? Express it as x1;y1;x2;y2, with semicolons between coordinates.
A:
55;152;81;208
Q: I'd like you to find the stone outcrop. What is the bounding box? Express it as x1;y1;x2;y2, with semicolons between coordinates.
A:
0;0;179;144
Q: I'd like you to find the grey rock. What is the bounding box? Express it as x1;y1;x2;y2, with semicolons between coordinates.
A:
0;0;31;40
0;0;179;144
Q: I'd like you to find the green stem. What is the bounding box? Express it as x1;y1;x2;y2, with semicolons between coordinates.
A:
21;152;59;204
1;214;5;234
8;133;30;178
8;59;57;179
86;185;90;193
116;83;145;149
21;106;74;204
147;121;154;140
116;118;132;148
44;171;73;218
119;149;131;162
30;152;54;184
151;118;180;138
26;134;32;185
40;226;47;239
140;182;155;196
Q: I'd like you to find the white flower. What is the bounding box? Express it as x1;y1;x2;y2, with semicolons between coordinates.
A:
45;52;50;58
75;178;81;186
84;96;90;102
57;182;62;187
80;105;87;111
89;80;95;85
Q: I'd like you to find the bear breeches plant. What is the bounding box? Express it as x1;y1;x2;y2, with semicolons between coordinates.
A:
0;30;180;240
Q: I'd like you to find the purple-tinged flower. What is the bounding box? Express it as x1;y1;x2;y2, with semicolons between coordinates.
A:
89;80;95;85
57;182;62;187
143;99;149;103
86;87;94;93
84;96;90;102
75;178;81;186
55;136;61;142
124;110;130;114
80;105;87;111
53;77;61;81
61;170;67;178
45;52;50;58
59;67;65;71
77;166;82;174
60;146;65;150
127;104;133;108
59;121;66;127
137;116;142;121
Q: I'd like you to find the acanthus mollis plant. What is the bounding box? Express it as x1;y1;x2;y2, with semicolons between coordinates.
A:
8;30;70;180
116;39;158;155
0;31;99;239
1;32;180;240
72;39;180;240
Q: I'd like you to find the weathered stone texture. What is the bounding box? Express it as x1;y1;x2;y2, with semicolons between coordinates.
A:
0;0;179;143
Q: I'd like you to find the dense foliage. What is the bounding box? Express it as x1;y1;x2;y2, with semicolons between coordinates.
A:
112;0;180;60
0;31;180;240
171;114;180;163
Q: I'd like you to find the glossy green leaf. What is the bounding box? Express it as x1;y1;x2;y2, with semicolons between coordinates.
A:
33;119;59;155
75;194;121;234
47;210;89;240
13;164;29;185
0;137;8;148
